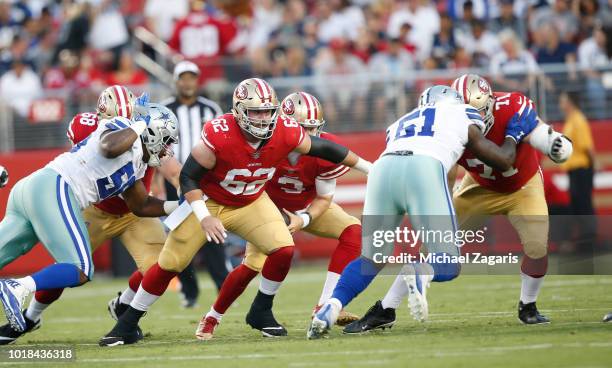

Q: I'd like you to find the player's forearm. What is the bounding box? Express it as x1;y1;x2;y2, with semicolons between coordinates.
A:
305;136;371;174
307;195;333;221
130;196;174;217
471;137;516;172
99;119;148;158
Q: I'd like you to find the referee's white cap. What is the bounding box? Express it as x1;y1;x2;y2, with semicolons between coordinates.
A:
173;61;200;80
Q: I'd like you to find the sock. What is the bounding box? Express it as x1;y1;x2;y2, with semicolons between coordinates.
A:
15;276;36;292
25;288;64;321
258;246;294;296
212;264;258;314
520;272;544;304
317;271;340;306
251;290;274;310
129;263;177;312
331;257;381;307
119;271;143;305
205;307;224;322
429;253;461;282
116;306;147;331
381;273;409;309
28;263;81;291
519;255;547;304
328;224;362;274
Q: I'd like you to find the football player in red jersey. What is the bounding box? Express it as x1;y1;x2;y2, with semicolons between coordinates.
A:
195;92;362;340
0;85;183;345
99;78;372;346
450;74;572;324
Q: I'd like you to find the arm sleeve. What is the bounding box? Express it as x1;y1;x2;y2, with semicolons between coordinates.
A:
179;154;208;194
307;136;349;164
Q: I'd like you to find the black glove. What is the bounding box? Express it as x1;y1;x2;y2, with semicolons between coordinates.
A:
0;166;8;188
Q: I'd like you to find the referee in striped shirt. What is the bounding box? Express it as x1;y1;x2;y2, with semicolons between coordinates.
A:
163;61;228;308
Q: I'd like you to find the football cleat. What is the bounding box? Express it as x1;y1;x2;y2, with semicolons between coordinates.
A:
245;308;287;338
403;266;432;322
603;312;612;322
312;305;359;327
307;298;341;340
99;325;143;347
0;311;41;345
107;292;129;321
518;301;550;324
195;316;219;341
0;280;30;332
342;300;395;334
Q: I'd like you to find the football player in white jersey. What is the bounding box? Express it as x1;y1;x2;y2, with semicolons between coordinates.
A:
0;104;179;333
307;85;539;339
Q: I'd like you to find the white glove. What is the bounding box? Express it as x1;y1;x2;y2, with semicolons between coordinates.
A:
548;132;573;164
0;165;8;188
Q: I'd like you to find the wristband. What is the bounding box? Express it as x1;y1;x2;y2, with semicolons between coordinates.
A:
163;201;179;215
353;157;372;175
130;120;147;136
299;212;312;229
191;199;211;222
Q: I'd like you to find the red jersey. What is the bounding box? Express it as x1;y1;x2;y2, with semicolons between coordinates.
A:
266;132;349;212
458;92;540;193
200;113;305;207
67;112;155;215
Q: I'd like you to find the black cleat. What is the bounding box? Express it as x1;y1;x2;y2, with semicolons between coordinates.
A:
518;301;550;324
245;309;287;337
343;300;396;334
0;312;40;345
603;312;612;322
99;325;143;347
107;292;129;320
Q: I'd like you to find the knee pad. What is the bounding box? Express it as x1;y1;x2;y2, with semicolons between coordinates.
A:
523;241;548;260
158;248;189;273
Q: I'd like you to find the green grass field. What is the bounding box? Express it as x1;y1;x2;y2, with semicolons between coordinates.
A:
2;265;611;368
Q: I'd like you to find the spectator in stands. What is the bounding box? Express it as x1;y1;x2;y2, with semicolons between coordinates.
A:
534;23;577;65
449;46;474;70
314;37;368;127
53;2;89;62
105;50;148;87
248;0;283;54
453;0;478;42
489;0;527;42
168;0;245;84
387;0;440;62
316;0;366;43
575;0;600;39
490;29;539;92
457;20;501;67
0;57;42;117
431;12;458;67
351;28;378;63
88;0;129;57
448;0;493;21
44;49;88;90
559;90;597;251
597;0;612;26
397;22;418;55
577;25;610;119
369;36;415;125
144;0;189;42
530;0;579;44
0;1;22;50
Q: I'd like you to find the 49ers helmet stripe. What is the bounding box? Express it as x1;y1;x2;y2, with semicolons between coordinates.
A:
253;78;271;102
112;85;129;118
300;92;313;119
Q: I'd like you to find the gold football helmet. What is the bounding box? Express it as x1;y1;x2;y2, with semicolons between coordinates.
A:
232;78;280;140
96;85;136;120
451;74;494;134
280;92;325;136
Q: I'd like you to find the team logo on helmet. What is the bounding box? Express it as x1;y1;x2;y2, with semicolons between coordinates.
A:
235;85;248;100
282;98;295;115
478;79;490;93
97;95;107;113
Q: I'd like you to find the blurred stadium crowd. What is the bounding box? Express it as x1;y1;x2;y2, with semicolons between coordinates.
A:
0;0;610;144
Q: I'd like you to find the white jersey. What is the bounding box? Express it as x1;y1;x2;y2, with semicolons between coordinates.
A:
47;117;147;209
383;103;485;172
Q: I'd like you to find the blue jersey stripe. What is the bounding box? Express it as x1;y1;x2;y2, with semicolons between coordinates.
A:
466;113;483;121
56;176;85;273
63;181;92;277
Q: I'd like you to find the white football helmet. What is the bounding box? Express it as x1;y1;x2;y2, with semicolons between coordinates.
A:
418;85;463;107
140;103;179;167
